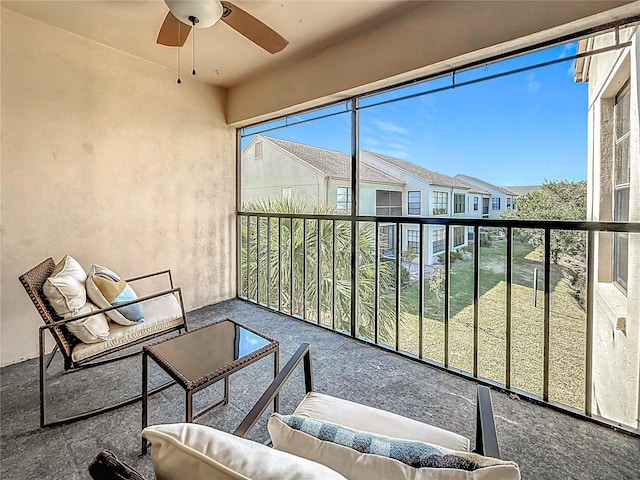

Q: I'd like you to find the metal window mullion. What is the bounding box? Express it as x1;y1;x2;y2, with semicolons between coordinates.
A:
418;225;425;359
303;219;307;320
395;222;401;351
473;225;480;378
585;231;595;416
237;215;243;297
506;226;513;389
543;228;551;402
444;225;451;368
350;98;359;338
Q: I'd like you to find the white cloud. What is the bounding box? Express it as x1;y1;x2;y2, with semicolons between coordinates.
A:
371;120;409;135
557;43;575;59
526;73;541;92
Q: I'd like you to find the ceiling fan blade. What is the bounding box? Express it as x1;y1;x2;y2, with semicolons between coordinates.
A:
220;1;288;54
157;11;192;47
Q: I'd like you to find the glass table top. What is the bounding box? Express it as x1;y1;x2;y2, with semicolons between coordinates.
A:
147;319;276;384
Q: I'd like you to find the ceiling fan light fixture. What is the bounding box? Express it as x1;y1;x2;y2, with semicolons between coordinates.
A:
164;0;223;28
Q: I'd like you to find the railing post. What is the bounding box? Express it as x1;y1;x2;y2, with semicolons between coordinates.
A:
317;219;321;325
374;221;380;345
543;228;551;402
418;224;425;359
473;224;480;378
350;98;359;338
267;217;271;307
278;217;282;312
505;226;513;390
395;222;401;351
444;225;451;368
256;216;261;305
585;230;594;416
303;218;307;320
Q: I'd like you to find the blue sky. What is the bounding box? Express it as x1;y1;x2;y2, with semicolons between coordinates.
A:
243;43;587;186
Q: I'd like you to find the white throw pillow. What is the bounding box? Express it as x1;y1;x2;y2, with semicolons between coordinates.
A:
142;423;347;480
65;302;110;344
268;414;521;480
42;255;87;318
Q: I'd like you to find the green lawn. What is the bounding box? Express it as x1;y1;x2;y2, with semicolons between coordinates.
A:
373;239;587;409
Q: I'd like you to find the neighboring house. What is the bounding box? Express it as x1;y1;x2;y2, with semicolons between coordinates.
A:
575;27;639;429
455;175;519;218
361;151;490;264
241;135;403;210
242;135;493;266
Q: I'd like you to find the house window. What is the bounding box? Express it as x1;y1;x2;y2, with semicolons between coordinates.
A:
492;198;501;210
407;230;420;254
433;192;448;215
614;82;630;292
473;196;479;211
507;197;512;209
433;228;445;254
379;224;396;256
454;193;465;214
254;140;263;160
282;187;292;199
376;190;402;216
452;226;465;248
408;191;421;215
483;198;489;215
337;187;351;212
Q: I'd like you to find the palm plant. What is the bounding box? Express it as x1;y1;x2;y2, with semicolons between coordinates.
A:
240;196;400;343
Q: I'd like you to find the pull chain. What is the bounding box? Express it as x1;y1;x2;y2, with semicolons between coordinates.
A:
176;21;182;84
192;25;196;76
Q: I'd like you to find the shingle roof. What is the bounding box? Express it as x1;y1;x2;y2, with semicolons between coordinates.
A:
503;185;540;196
363;151;473;190
455;174;518;196
264;136;403;185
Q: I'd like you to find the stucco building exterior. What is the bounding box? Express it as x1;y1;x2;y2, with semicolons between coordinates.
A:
575;26;640;429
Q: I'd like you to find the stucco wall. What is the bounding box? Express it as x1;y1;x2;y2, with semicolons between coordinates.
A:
585;29;640;428
1;10;236;366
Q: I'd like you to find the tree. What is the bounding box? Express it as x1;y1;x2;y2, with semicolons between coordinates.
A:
503;180;587;263
240;196;401;342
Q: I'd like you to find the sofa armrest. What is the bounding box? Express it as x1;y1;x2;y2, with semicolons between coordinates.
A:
234;343;313;438
475;385;500;458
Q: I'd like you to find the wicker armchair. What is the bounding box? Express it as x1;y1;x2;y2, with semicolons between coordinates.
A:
19;257;188;428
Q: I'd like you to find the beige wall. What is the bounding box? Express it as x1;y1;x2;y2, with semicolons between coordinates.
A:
1;10;236;366
585;29;640;428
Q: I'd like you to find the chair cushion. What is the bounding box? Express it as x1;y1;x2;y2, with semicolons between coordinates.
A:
292;391;470;451
42;255;87;318
268;414;521;480
65;302;110;344
86;264;144;325
142;423;348;480
72;293;183;362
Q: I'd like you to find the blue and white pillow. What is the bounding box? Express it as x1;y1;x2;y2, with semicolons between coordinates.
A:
86;264;144;325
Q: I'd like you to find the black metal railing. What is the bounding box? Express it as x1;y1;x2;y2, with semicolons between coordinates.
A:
237;211;640;436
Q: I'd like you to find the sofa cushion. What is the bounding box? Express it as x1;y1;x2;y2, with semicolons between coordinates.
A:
86;264;144;325
142;423;347;480
72;293;183;362
293;391;470;451
269;414;521;480
42;255;87;318
65;302;110;344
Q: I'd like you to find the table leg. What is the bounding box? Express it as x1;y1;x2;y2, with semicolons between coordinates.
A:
186;391;193;423
224;377;230;405
274;348;280;412
141;351;149;456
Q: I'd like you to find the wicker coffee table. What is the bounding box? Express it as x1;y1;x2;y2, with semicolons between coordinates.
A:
141;319;279;454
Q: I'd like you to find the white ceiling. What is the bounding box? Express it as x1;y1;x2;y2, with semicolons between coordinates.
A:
1;0;417;88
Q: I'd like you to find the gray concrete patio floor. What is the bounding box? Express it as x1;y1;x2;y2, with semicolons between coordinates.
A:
1;298;638;479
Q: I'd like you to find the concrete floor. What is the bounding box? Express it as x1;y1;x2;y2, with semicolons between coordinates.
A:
1;298;638;479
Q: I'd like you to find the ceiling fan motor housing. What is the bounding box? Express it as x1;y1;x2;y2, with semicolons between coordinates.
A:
164;0;223;28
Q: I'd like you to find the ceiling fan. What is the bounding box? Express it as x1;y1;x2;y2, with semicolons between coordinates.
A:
157;0;289;54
